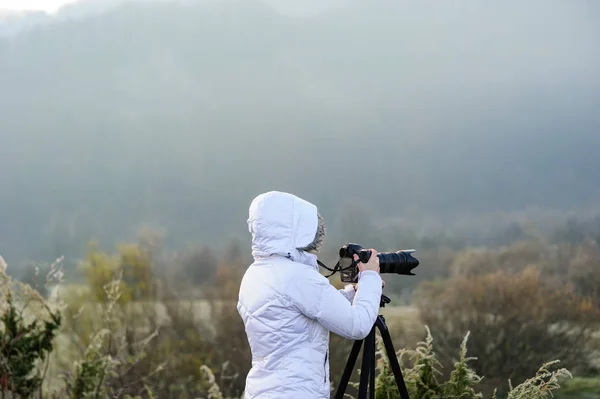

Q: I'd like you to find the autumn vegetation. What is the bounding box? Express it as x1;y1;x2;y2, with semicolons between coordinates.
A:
2;218;600;398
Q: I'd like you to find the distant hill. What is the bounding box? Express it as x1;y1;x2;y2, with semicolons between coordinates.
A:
0;0;599;264
0;9;50;37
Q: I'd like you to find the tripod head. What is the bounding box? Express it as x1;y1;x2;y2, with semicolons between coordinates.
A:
380;293;391;308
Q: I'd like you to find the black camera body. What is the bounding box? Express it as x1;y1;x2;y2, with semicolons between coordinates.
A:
338;243;419;284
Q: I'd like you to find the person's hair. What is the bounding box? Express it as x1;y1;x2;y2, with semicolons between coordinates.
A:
298;213;325;253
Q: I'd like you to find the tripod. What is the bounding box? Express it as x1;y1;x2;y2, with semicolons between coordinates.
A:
334;294;410;399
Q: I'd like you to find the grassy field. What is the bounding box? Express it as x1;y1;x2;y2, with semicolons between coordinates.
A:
40;283;600;398
48;283;422;328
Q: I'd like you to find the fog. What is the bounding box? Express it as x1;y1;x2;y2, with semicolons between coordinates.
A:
1;0;599;264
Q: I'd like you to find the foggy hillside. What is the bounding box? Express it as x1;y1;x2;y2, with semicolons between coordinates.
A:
1;0;599;264
0;10;50;37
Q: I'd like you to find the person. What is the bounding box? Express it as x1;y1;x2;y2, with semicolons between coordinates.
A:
237;191;383;398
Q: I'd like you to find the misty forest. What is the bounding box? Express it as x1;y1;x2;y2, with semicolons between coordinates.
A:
1;0;600;398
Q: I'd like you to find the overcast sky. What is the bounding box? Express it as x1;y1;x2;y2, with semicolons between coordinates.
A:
0;0;343;17
0;0;78;12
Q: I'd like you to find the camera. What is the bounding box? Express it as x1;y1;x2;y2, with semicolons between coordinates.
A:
337;243;419;283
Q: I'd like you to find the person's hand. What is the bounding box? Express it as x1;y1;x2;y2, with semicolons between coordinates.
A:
353;249;380;274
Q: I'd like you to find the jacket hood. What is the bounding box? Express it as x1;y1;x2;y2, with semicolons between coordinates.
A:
247;191;319;268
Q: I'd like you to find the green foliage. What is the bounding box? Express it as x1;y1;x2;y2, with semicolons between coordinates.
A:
556;376;600;398
443;332;484;398
66;329;114;399
373;326;477;398
0;293;61;397
80;241;155;305
404;326;444;398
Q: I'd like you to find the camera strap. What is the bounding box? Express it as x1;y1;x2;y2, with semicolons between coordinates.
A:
317;259;361;278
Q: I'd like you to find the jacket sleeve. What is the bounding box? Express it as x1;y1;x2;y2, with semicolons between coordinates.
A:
287;269;382;340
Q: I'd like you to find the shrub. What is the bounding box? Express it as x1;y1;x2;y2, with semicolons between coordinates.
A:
0;293;61;397
196;257;251;397
0;258;63;398
196;326;573;399
59;273;162;399
174;246;219;287
413;266;599;394
567;239;600;307
80;241;156;304
58;238;251;398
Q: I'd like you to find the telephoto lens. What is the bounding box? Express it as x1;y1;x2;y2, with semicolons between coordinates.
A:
377;250;419;275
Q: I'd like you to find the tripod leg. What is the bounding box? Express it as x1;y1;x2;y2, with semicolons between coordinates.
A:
375;316;410;399
334;338;364;399
358;326;375;399
369;333;376;399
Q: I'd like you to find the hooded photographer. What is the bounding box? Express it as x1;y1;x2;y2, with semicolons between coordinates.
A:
237;191;382;398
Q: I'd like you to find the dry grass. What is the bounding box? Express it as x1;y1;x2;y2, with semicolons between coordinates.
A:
49;282;421;330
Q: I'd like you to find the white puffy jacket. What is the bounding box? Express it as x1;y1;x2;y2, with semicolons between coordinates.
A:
237;191;383;398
